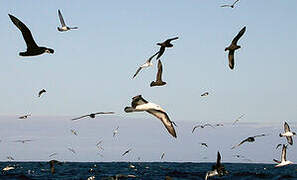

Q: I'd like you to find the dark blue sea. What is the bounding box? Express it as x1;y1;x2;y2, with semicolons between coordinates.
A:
0;162;296;180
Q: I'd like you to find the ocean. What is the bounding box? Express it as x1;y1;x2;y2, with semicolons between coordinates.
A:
0;162;296;180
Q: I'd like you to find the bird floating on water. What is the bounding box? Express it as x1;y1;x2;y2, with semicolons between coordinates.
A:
156;37;178;60
273;144;293;167
71;112;114;121
150;59;167;87
133;51;159;78
57;9;78;32
279;122;295;145
8;14;54;56
205;151;228;180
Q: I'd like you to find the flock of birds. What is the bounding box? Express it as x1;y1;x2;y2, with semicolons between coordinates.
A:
2;0;296;179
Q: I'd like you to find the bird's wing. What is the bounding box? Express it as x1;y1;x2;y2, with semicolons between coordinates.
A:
94;112;114;115
156;46;165;60
131;95;148;108
216;151;221;166
232;0;240;6
220;5;230;7
273;159;281;164
148;51;160;62
156;60;164;81
58;10;66;27
146;109;177;138
284;122;290;132
231;138;247;149
232;26;246;45
8;14;39;50
228;50;235;69
167;37;179;42
71;115;88;121
253;134;266;138
192;126;199;133
286;136;293;145
281;145;287;161
204;123;214;128
133;67;143;78
276;144;282;149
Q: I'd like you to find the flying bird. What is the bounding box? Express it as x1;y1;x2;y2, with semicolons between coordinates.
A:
18;114;31;119
71;112;114;121
133;51;159;78
231;134;267;149
38;89;46;97
49;153;58;157
232;114;245;125
122;148;132;156
67;147;76;154
150;59;167;87
221;0;240;8
273;144;293;167
96;140;104;151
201;92;209;97
57;9;78;32
192;124;214;133
70;129;78;136
279;122;296;145
161;152;165;160
6;156;14;161
225;26;246;69
113;126;119;137
205;151;228;180
124;95;177;138
156;37;178;60
8;14;54;56
200;143;208;148
13;139;33;143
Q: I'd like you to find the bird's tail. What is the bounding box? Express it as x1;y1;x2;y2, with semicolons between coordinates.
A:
124;107;134;113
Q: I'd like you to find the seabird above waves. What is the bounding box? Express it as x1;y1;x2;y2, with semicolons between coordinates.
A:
38;89;46;97
96;140;104;151
13;139;33;143
57;9;78;32
122;148;132;156
8;14;54;56
124;95;177;138
132;51;159;78
220;0;240;8
71;112;115;121
161;152;165;160
273;144;293;167
113;126;119;137
225;26;246;69
231;134;267;149
232;114;245;125
205;151;228;180
67;147;76;154
70;129;78;136
18;114;31;119
49;153;58;157
192;123;214;133
150;59;167;87
279;122;296;145
6;156;14;161
200;143;208;148
201;92;209;97
156;37;178;60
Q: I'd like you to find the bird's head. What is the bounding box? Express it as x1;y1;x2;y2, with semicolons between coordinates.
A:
45;48;54;54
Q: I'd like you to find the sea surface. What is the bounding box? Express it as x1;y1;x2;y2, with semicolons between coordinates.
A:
0;162;296;180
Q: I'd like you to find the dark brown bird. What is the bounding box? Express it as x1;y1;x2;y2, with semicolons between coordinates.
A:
150;60;166;87
8;14;54;56
18;114;31;119
38;89;46;97
231;134;267;149
122;148;132;156
71;112;115;121
192;123;214;133
156;37;178;60
221;0;240;8
225;26;246;69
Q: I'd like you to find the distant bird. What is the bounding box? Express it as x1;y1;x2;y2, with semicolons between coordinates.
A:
201;92;209;97
232;114;245;125
214;123;224;127
6;156;14;161
18;114;31;119
49;153;58;157
13;140;33;143
70;129;78;136
233;154;245;158
133;51;159;78
221;0;240;8
279;122;296;145
124;95;177;138
122;148;132;156
67;147;76;154
231;134;267;149
38;89;46;97
225;26;246;69
161;152;165;160
205;151;228;180
8;14;54;56
192;124;214;133
113;126;119;137
49;160;61;174
273;144;293;167
150;59;167;87
156;37;178;60
71;112;115;121
276;144;282;150
96;140;104;151
57;9;78;32
200;143;208;148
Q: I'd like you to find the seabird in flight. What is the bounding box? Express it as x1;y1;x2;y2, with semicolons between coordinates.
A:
231;134;267;149
18;114;31;119
279;122;296;145
124;95;177;138
70;129;78;136
38;89;46;97
150;59;167;87
200;143;208;148
71;112;114;121
67;147;76;154
49;153;58;158
192;124;214;133
8;14;54;56
57;9;78;32
13;139;33;143
6;156;14;161
221;0;240;8
122;148;132;156
113;126;119;137
156;37;178;60
205;151;228;180
273;144;293;167
132;51;159;78
201;92;209;97
225;26;246;69
161;152;165;160
232;114;245;125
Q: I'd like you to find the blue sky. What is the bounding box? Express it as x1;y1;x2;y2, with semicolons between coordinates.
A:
0;0;296;162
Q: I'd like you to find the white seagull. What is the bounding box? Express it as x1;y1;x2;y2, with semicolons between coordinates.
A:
279;122;296;145
124;95;177;138
57;9;78;32
133;51;159;78
273;144;293;167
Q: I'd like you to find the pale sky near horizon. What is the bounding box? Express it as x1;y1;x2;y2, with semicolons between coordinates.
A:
0;0;296;162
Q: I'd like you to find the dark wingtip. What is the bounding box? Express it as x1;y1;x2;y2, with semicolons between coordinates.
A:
150;81;155;87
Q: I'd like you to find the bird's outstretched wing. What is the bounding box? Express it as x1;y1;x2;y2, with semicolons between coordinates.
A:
204;123;214;128
133;67;143;78
252;134;266;138
231;138;248;149
167;37;179;42
131;95;148;108
192;125;199;133
273;159;281;163
232;0;240;6
9;14;39;50
284;122;290;132
220;5;231;7
122;149;131;156
228;50;235;69
276;144;282;149
71;115;89;121
232;26;246;45
94;112;114;115
58;10;66;27
216;151;221;167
